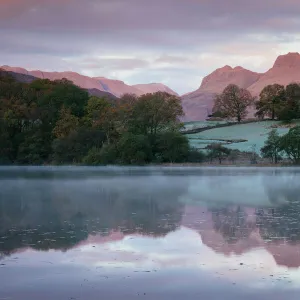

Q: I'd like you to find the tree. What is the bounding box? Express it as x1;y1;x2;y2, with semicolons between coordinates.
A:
84;96;110;127
82;144;118;165
53;107;79;139
255;84;285;120
279;126;300;164
261;129;282;164
155;131;190;163
213;84;254;122
228;150;239;164
0;72;192;166
52;127;106;164
116;133;152;165
206;143;231;164
277;83;300;122
128;92;184;136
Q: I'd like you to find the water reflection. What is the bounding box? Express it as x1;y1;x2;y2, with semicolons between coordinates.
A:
1;167;300;299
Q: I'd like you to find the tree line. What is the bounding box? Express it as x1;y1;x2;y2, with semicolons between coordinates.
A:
213;82;300;123
0;70;203;165
209;82;300;165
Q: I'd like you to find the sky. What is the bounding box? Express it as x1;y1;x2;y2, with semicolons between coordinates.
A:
0;0;300;95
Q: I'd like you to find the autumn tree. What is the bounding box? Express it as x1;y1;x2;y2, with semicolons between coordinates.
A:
255;84;285;120
53;107;79;139
213;84;254;122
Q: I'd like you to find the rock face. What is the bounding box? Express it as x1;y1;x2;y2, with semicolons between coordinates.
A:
248;52;300;96
182;52;300;121
0;65;176;98
132;83;179;96
200;66;261;94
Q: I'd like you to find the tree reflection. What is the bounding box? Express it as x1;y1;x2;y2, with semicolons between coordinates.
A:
0;172;186;256
210;206;255;244
257;173;300;243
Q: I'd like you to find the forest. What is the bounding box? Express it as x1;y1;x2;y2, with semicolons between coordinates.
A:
0;70;202;165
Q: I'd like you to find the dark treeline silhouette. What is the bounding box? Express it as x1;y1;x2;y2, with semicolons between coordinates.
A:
0;70;204;165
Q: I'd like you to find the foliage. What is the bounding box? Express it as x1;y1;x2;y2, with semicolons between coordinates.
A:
0;71;204;165
255;84;285;120
261;129;282;163
17;130;52;165
206;143;231;164
155;131;190;163
52;128;106;164
53;107;79;139
84;96;111;127
116;133;152;165
186;149;206;163
82;145;117;165
279;126;300;164
128;92;184;135
213;84;254;122
255;83;300;122
278;83;300;122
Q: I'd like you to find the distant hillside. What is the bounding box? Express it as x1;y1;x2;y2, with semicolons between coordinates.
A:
0;68;117;100
0;68;36;83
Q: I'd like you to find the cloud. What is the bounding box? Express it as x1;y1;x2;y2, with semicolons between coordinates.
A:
73;56;150;71
0;0;300;94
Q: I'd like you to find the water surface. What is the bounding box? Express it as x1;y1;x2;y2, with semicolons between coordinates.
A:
1;167;300;299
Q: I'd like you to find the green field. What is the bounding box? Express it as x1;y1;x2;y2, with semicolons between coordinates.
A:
186;121;290;154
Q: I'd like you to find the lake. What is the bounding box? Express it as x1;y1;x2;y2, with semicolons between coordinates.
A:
1;166;300;300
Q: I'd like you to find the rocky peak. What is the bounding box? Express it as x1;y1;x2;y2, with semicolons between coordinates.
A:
273;52;300;68
199;65;260;93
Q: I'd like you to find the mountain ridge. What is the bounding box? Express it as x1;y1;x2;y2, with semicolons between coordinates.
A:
0;65;178;98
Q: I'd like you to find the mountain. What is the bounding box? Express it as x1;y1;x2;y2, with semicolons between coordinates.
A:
182;52;300;121
0;65;176;98
182;66;262;121
87;88;118;100
0;67;118;100
132;83;179;96
93;76;143;97
0;68;36;83
248;52;300;95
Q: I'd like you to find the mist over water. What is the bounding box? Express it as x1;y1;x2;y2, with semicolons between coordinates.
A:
1;167;300;300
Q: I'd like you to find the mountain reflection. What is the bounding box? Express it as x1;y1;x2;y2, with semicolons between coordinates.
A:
1;168;300;269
